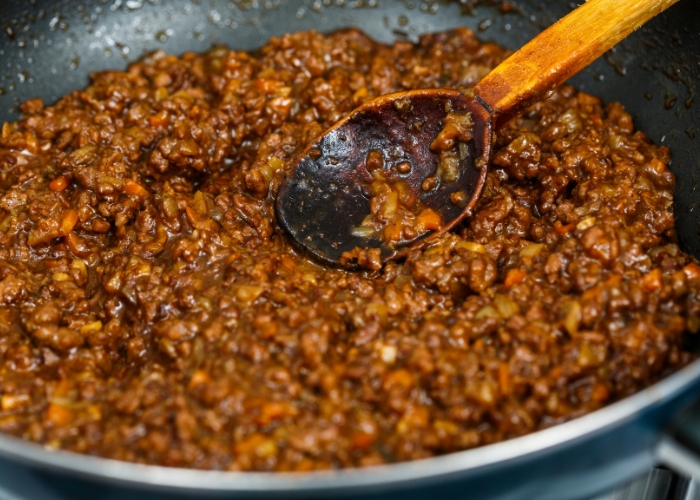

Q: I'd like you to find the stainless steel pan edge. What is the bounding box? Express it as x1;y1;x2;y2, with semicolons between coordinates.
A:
0;0;699;499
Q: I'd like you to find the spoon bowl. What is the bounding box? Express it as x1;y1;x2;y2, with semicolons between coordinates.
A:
276;90;492;266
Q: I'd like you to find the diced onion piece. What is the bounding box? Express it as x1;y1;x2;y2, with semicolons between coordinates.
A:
379;344;397;364
564;300;582;336
688;316;700;334
382;191;398;220
71;259;87;277
236;285;264;305
494;294;519;318
0;215;13;233
456;240;487;254
557;109;583;133
576;216;597;231
519;243;545;258
1;394;29;411
475;305;499;319
80;320;103;334
439;151;460;183
268;156;285;171
68;144;97;166
162;196;179;218
578;342;605;367
434;419;458;435
350;226;376;238
179;139;200;156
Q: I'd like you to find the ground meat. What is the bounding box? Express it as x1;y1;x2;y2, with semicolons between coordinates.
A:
0;27;697;472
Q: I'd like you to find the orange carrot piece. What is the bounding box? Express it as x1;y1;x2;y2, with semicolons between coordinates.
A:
60;209;79;236
49;176;69;192
415;208;442;233
504;269;527;289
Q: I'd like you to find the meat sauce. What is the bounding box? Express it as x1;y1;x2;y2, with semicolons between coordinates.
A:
341;108;474;268
0;28;698;471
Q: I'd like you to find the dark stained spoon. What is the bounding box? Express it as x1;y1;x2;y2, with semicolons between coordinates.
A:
276;0;679;268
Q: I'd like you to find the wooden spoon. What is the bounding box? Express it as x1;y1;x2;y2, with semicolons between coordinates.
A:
276;0;679;267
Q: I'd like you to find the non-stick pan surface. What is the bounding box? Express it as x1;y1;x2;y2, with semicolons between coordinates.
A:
0;1;699;499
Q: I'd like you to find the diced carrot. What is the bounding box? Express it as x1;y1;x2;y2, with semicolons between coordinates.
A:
54;379;72;397
415;208;442;233
234;433;266;455
189;105;201;119
254;79;283;94
188;370;211;390
49;176;69;192
351;433;375;450
185;206;200;225
45;403;73;427
588;114;603;127
640;268;662;292
553;220;575;235
504;268;527;289
590;383;610;403
148;110;169;128
65;232;91;257
382;369;414;391
604;274;622;287
295;459;316;472
60;209;79;236
549;366;563;380
498;362;511;396
124;179;148;197
257;401;298;426
383;222;403;243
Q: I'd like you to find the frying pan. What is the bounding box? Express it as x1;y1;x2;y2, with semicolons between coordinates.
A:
0;0;699;499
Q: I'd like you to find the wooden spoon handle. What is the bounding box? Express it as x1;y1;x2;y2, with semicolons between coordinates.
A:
474;0;680;129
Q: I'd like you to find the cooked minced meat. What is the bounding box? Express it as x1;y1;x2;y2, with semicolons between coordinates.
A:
0;28;697;471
